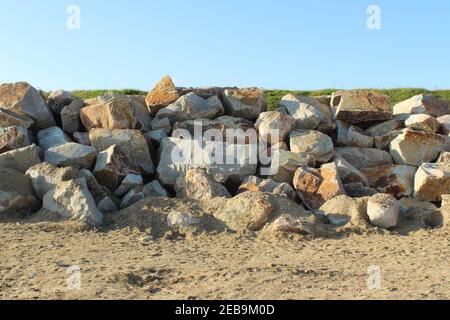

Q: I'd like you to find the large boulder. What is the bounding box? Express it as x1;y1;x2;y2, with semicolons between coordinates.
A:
44;143;97;169
145;76;180;115
335;91;392;124
367;194;399;229
0;126;33;154
175;168;231;200
43;178;103;226
61;99;84;133
89;129;154;175
0;144;41;173
155;93;224;124
222;88;266;120
93;144;140;191
37;127;72;151
293;163;345;211
47;90;77;114
414;162;450;202
279;95;326;130
335;147;393;170
316;195;369;227
157;138;257;186
0;168;41;215
290;130;335;163
255;111;295;145
405;114;440;133
334;156;369;186
361;165;417;198
0;82;55;129
0;109;34;129
393;95;450;119
80;98;137;131
437;115;450;135
389;130;448;166
336;121;373;148
366;119;404;137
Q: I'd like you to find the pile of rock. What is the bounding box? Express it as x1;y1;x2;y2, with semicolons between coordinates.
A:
1;78;449;234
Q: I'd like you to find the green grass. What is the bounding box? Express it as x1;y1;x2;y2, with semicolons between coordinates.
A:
68;88;450;111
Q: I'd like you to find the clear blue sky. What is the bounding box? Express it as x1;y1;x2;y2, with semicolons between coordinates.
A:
1;0;449;91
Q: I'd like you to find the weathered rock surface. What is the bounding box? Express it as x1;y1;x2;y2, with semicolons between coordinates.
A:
414;162;450;202
114;174;143;197
0;126;33;154
0;168;41;215
142;180;170;197
279;95;326;130
293;163;345;211
175;168;231;200
389;130;448;166
265;214;319;235
0;144;41;173
393;94;450;119
0;82;55;129
145;76;180;115
43;178;103;226
335;91;392;124
255;111;295;145
120;189;145;209
335;147;393;169
367;194;399;229
343;183;378;198
47;90;76;114
97;197;119;214
362;165;417;198
0;109;34;129
73;132;91;146
334;156;369;186
336;121;374;148
366;119;403;137
167;211;202;229
61;99;84;133
89;129;154;175
37;127;72;151
437;115;450;135
316;195;369;227
222;88;266;120
267;150;315;184
237;176;296;200
438;152;450;163
44;143;96;169
290;130;335;163
405;114;440;133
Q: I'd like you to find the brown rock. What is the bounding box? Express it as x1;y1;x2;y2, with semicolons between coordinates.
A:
0;126;33;154
222;88;266;120
362;165;417;198
145;76;180;115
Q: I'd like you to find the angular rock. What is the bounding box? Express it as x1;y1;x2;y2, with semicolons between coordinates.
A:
47;90;76;114
89;129;154;175
367;194;399;229
73;132;91;146
255;111;295;145
145;129;167;147
437;152;450;163
393;95;450;119
0;168;41;215
437;115;450;135
336;121;373;148
405;114;440;133
175;168;231;200
293;163;346;211
222;88;266;120
343;182;378;198
362;165;417;198
80;98;137;131
316;195;369;227
114;174;143;197
0;126;33;154
145;76;180;115
142;180;170;197
97;197;119;214
0;109;34;129
237;176;296;200
0;144;41;173
279;94;326;130
150;117;172;133
120;189;145;209
37;127;72;151
414;162;450;202
373;130;404;150
265;214;318;235
267;150;315;184
43;178;103;226
335;91;392;124
398;198;439;229
366;119;404;137
61;99;84;133
334;156;369;186
93;145;140;191
290;130;335;163
0;82;55;129
335;147;393;170
44;143;96;169
389;130;448;166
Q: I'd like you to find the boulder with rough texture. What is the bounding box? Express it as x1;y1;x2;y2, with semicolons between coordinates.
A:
414;162;450;202
0;109;34;129
0;144;41;173
89;129;154;175
47;90;76;114
44;143;96;169
145;76;180;115
373;130;404;150
335;147;393;170
0;126;33;154
114;174;143;197
175;168;231;200
405;114;440;133
80;98;137;131
73;132;91;146
0;82;55;129
293;163;346;211
167;211;202;229
97;197;119;214
438;152;450;163
290;130;335;163
362;165;417;198
366;119;404;137
142;180;170;197
61;99;84;133
316;195;369;227
266;150;315;184
265;214;319;235
393;95;450;119
155;93;224;124
37;127;72;151
336;121;373;148
437;115;450;135
334;156;369;186
389;130;448;166
335;91;392;124
343;182;378;198
222;88;266;120
93;145;140;191
279;95;326;130
237;176;296;200
43;178;103;226
367;194;399;229
120;189;145;209
0;168;41;215
255;111;295;145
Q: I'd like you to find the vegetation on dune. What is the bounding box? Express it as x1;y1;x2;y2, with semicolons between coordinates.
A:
68;88;450;111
